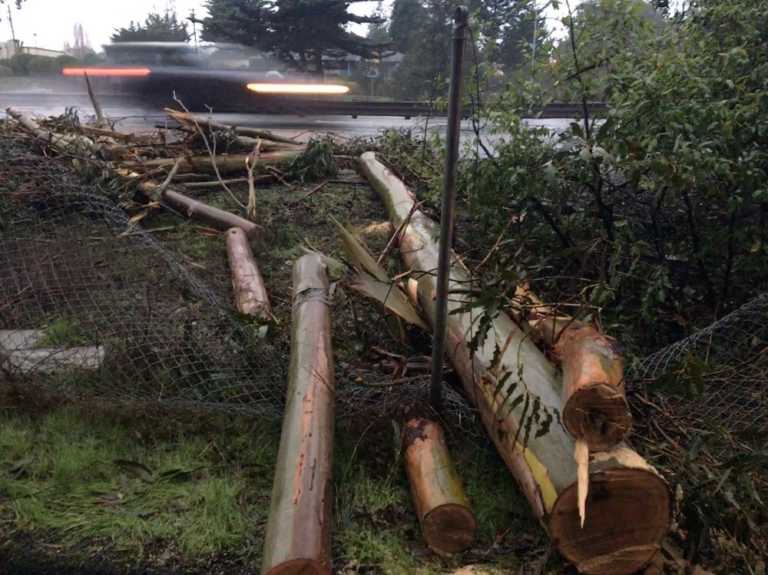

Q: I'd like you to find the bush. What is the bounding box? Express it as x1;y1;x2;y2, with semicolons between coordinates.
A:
458;0;768;355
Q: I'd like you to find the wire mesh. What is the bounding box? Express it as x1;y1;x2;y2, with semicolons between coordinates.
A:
0;189;289;416
628;292;768;435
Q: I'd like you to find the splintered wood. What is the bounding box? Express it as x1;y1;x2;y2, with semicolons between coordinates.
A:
359;151;670;575
514;285;632;452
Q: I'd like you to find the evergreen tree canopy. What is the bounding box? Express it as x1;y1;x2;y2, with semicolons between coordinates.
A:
112;10;190;43
202;0;389;74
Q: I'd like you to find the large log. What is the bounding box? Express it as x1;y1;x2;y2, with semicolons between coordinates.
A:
126;150;300;175
262;253;335;575
514;286;631;452
226;227;271;320
359;152;670;575
402;417;476;555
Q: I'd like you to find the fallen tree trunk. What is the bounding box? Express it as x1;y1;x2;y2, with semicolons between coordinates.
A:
262;253;335;575
125;150;300;175
402;417;476;555
226;227;271;320
138;182;259;237
514;286;631;452
7;107;99;155
359;152;669;575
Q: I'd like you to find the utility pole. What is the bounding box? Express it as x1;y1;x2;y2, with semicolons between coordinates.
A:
7;5;17;48
190;9;199;51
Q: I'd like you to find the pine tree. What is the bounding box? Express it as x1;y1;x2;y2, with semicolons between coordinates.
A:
202;0;390;74
112;9;190;43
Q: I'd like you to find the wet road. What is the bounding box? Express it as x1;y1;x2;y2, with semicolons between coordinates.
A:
0;91;572;147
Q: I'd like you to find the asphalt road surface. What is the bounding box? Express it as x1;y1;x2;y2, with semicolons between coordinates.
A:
0;91;571;147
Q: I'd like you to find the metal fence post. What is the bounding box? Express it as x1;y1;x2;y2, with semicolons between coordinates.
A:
430;7;469;411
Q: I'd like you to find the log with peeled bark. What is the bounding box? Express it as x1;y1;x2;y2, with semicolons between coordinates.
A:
125;150;301;176
226;227;271;320
359;151;670;575
402;417;476;555
7;107;100;155
262;253;335;575
514;285;631;452
138;182;259;237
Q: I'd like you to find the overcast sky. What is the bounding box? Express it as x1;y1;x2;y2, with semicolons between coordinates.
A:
3;0;575;53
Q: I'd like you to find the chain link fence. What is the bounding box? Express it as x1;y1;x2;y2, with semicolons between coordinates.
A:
0;190;289;416
628;293;768;437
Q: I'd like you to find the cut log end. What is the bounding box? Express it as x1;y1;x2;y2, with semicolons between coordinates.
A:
549;468;670;575
264;558;330;575
563;383;632;452
422;503;478;555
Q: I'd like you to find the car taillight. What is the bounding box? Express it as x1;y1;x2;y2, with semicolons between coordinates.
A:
62;67;152;77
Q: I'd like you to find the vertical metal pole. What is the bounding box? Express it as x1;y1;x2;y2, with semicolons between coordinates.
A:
430;7;469;411
7;5;17;47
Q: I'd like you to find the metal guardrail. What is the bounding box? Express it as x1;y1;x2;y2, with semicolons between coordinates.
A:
221;97;608;119
0;91;607;120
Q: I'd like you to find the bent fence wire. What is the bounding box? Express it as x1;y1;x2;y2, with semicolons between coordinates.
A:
628;292;768;437
0;189;474;426
3;187;766;441
1;129;765;451
0;191;288;416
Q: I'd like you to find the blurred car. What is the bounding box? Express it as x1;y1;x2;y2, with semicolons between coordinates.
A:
62;42;352;112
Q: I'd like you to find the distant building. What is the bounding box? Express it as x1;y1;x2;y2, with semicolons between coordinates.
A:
0;40;19;59
21;46;66;58
0;40;66;60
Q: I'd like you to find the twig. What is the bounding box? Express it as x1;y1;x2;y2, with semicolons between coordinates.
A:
474;210;517;272
84;72;106;128
0;285;31;313
266;166;290;186
183;177;254;190
152;156;183;201
246;139;262;220
294;180;328;204
171;93;246;211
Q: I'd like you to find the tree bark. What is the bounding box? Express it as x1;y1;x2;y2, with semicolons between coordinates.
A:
359;152;669;575
402;417;476;555
226;227;271;320
514;285;631;452
126;150;300;176
262;253;335;575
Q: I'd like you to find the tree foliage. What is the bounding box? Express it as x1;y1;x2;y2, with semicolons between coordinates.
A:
459;0;768;345
202;0;388;74
382;0;548;99
112;9;190;43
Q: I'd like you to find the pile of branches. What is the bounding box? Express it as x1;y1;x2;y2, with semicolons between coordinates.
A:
3;104;335;237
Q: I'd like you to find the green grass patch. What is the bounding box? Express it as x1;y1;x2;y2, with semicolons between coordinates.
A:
0;408;279;563
37;317;90;347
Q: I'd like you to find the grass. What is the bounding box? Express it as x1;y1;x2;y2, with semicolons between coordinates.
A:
0;136;550;572
330;421;549;574
0;404;550;573
0;408;278;567
37;317;90;347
